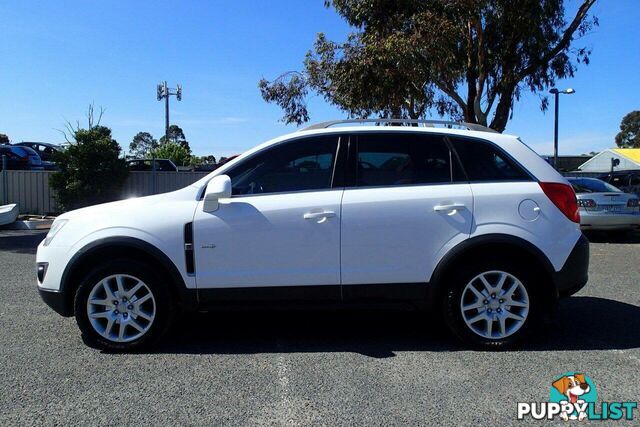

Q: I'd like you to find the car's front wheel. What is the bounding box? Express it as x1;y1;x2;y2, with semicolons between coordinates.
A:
74;259;173;351
443;259;539;349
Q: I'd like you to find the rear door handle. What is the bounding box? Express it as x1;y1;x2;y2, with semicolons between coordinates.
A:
303;211;336;221
433;203;466;214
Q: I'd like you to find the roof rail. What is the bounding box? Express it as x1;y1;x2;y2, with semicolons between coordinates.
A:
301;118;498;133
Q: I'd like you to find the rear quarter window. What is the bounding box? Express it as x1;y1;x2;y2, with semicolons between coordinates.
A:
450;137;531;182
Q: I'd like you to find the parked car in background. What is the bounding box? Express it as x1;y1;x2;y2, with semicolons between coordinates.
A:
597;170;640;197
0;145;43;170
126;159;178;172
217;155;239;167
13;142;61;162
568;177;640;232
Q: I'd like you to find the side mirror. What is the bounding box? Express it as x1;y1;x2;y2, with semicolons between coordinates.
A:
203;175;232;212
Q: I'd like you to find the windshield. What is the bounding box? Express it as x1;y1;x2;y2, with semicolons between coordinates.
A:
568;177;622;193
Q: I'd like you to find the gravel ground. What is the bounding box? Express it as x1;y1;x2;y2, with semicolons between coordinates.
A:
0;230;638;426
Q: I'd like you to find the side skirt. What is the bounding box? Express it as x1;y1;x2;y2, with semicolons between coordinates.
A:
195;283;429;311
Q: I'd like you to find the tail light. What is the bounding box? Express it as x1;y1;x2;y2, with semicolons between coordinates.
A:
577;199;596;208
628;199;639;208
539;182;580;223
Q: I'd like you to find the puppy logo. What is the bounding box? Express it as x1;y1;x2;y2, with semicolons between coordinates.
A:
550;372;597;421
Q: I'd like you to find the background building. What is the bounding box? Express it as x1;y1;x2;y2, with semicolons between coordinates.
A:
578;149;640;172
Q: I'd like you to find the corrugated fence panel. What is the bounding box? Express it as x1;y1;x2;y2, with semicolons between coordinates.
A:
1;170;59;214
0;170;209;215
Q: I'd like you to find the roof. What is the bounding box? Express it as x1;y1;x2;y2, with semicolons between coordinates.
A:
15;141;61;148
578;148;640;172
612;148;640;164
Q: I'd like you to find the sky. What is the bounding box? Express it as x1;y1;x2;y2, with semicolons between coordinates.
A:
0;0;638;158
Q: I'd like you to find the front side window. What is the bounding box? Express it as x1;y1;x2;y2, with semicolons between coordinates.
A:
450;137;531;182
228;135;339;195
356;133;453;187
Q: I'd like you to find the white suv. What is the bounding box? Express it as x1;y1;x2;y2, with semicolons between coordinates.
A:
36;119;589;350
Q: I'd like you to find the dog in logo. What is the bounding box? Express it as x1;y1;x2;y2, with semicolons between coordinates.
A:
552;373;591;421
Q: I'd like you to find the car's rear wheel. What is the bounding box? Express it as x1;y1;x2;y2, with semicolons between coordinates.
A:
74;259;173;351
443;259;539;349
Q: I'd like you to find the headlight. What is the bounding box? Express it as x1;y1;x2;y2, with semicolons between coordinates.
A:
43;219;69;246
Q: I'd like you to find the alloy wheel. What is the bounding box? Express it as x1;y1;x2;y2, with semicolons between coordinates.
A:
459;270;529;339
86;274;156;343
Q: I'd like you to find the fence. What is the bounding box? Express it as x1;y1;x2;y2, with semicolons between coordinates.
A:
0;170;209;215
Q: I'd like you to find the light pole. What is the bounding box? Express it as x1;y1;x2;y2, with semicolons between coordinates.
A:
156;81;182;142
549;87;575;170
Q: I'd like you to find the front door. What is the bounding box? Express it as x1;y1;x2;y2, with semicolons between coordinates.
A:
193;134;344;296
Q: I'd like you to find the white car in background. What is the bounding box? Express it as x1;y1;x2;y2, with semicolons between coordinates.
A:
36;119;589;351
568;177;640;232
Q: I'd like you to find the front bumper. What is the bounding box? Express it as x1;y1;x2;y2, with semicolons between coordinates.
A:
36;240;74;316
38;288;73;317
553;234;589;298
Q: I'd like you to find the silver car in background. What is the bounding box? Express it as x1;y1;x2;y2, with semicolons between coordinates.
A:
568;177;640;232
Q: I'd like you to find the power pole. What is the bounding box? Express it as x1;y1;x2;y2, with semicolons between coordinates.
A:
156;81;182;142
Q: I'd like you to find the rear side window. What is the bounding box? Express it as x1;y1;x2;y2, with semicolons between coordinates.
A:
450;137;531;182
356;133;454;187
228;135;339;195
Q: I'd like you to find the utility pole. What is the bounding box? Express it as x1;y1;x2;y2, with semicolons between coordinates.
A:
157;81;182;142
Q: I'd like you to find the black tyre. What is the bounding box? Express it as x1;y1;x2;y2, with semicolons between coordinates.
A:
74;259;173;351
442;257;540;349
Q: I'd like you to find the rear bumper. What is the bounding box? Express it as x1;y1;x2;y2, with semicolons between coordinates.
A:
553;234;589;297
580;212;640;230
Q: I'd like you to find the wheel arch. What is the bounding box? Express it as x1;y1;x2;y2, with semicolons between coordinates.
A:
59;237;197;316
427;234;558;312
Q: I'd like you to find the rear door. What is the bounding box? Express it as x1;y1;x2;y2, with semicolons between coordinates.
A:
340;132;473;295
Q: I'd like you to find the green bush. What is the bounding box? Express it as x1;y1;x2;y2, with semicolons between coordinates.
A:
50;125;128;211
150;141;192;167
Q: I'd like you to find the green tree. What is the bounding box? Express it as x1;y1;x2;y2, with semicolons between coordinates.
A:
615;111;640;148
129;131;158;158
150;141;192;167
159;125;190;151
259;0;597;132
50;109;128;210
0;133;9;144
188;155;217;167
201;155;217;164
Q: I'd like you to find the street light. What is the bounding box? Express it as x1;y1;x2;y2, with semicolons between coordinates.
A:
549;87;575;170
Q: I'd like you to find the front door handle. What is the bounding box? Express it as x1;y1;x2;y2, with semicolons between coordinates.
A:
303;211;336;222
433;203;466;215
